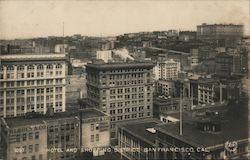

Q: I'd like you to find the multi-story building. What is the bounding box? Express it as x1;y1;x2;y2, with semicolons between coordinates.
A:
153;59;181;80
154;80;175;97
79;108;110;157
155;106;248;160
215;52;245;77
153;97;192;118
0;115;48;160
0;108;110;160
117;118;162;160
96;50;112;63
0;53;67;117
179;31;196;42
86;61;154;140
198;79;220;105
197;23;244;47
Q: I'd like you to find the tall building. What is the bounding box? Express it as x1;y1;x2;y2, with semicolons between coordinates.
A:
197;23;243;47
0;108;110;160
0;53;67;117
153;59;181;80
86;61;154;140
215;52;244;77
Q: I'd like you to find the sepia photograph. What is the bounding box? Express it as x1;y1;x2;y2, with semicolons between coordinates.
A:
0;0;249;160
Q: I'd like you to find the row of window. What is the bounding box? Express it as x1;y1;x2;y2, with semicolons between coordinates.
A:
16;132;40;142
110;112;151;121
110;106;150;114
0;64;63;71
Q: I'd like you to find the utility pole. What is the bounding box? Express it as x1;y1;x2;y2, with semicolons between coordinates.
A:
179;86;183;136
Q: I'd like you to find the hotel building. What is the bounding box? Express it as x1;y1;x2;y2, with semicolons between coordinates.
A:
0;53;66;117
153;59;181;81
86;61;154;139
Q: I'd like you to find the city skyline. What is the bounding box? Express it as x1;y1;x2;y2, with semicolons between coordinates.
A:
0;1;249;39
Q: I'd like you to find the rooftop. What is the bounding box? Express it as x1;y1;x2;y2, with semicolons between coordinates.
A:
156;101;248;148
86;61;154;70
0;53;66;62
3;108;107;128
119;118;162;146
79;108;107;119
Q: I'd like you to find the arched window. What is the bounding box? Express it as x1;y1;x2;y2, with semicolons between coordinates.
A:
17;66;24;71
56;64;62;69
37;65;44;70
27;65;34;70
7;66;14;71
46;64;53;70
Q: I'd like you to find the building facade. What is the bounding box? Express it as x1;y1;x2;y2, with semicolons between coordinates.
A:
79;109;110;157
153;59;181;80
0;53;67;117
86;62;154;139
197;23;243;47
0;116;48;160
96;50;112;63
0;109;109;160
154;80;175;97
117;119;162;160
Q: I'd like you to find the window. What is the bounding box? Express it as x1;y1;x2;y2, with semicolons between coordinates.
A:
35;132;39;139
31;155;35;160
7;66;14;71
91;135;94;142
56;64;62;69
27;65;34;70
17;66;24;71
91;124;94;131
47;64;53;69
23;133;27;141
29;145;33;153
96;134;99;142
29;133;33;140
37;65;43;70
35;144;39;152
16;134;20;142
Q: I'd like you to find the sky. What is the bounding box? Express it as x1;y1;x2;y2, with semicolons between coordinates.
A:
0;0;249;39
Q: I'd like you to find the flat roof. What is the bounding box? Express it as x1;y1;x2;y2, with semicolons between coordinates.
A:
119;118;162;146
86;61;154;70
79;108;107;119
3;108;107;128
156;102;248;148
0;53;66;62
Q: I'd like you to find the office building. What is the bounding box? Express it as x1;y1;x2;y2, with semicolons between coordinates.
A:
0;53;67;117
86;61;154;139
